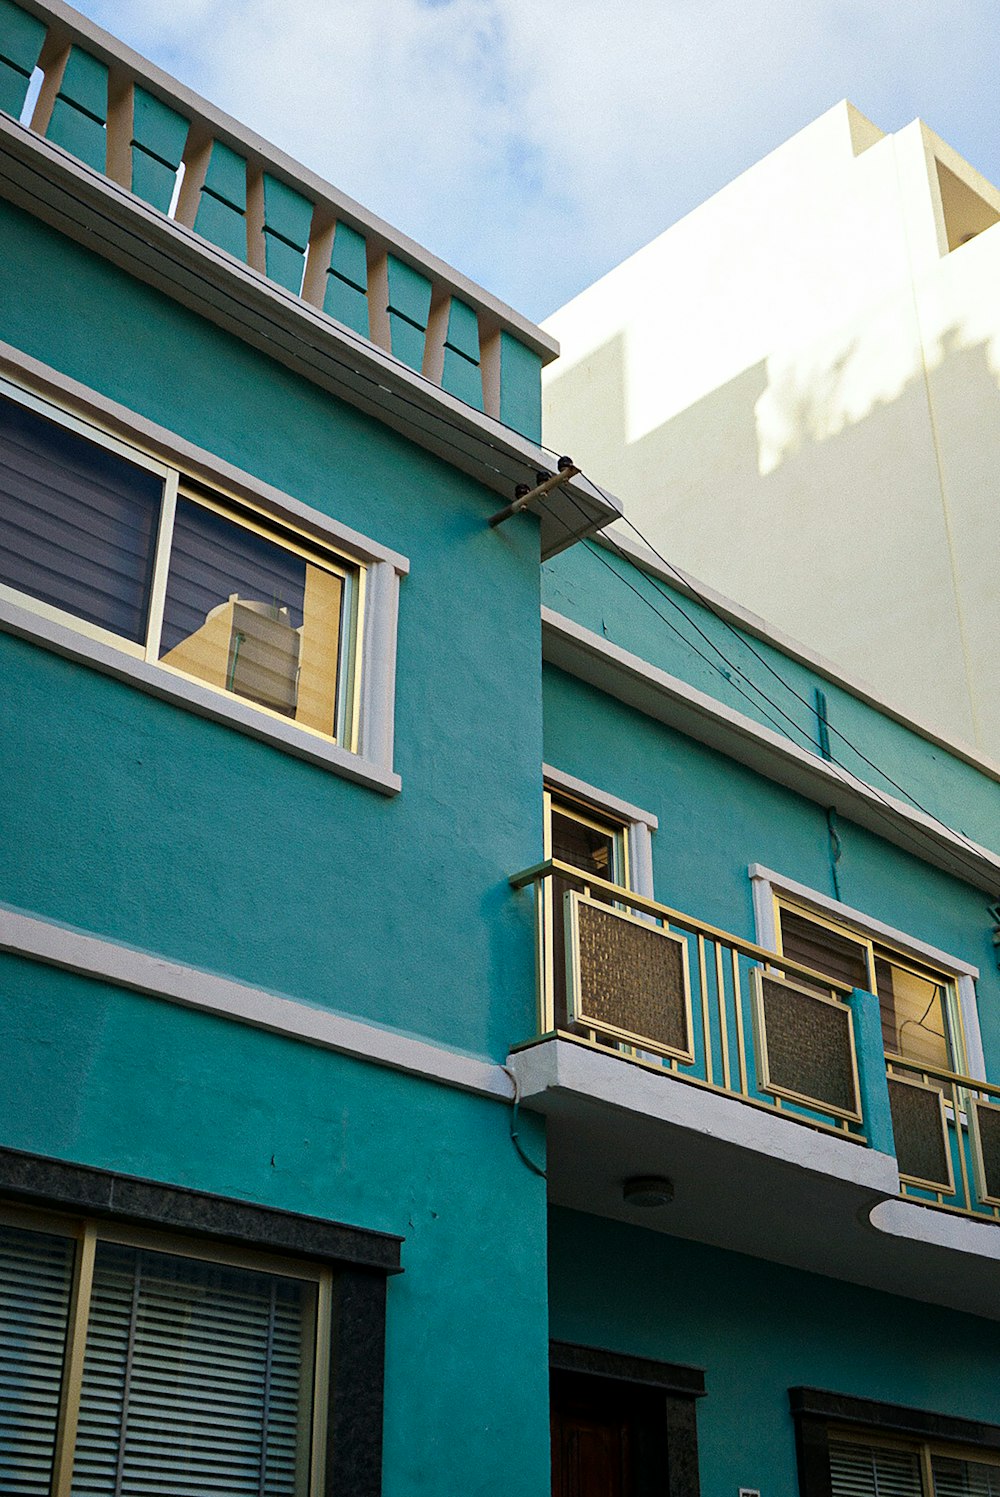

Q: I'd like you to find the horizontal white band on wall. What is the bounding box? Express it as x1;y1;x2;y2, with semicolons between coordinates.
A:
0;904;513;1103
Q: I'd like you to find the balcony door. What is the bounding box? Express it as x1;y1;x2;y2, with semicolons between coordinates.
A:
543;789;630;1033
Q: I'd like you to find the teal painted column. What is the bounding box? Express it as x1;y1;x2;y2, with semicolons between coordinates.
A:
847;987;895;1157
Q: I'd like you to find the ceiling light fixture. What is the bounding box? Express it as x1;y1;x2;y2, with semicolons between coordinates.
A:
622;1176;674;1209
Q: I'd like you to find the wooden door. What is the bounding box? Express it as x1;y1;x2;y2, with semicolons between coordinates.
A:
552;1403;632;1497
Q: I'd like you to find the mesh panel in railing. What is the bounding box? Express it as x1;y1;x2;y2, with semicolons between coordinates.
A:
887;1076;952;1191
974;1099;1000;1205
756;974;858;1117
570;895;691;1058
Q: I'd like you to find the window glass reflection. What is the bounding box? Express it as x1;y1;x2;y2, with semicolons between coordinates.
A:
160;496;344;736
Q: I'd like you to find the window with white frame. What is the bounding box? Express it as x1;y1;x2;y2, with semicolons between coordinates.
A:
750;866;983;1078
0;374;405;787
541;769;658;1042
542;766;657;900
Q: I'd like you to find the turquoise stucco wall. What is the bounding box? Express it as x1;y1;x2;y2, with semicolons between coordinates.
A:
543;541;1000;858
0;956;551;1497
550;1207;1000;1497
542;665;1000;1067
0;197;544;1062
0;187;559;1496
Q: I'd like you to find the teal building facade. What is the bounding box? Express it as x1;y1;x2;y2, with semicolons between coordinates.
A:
1;4;999;1496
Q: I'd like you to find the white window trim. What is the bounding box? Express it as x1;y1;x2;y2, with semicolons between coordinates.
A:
542;764;657;898
0;347;408;795
748;863;985;1078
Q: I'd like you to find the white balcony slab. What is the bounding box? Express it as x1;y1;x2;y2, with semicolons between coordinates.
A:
509;1036;1000;1319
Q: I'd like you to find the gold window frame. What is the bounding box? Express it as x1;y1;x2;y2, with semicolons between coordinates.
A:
772;893;967;1073
543;787;632;890
873;946;964;1071
886;1070;956;1195
829;1424;1000;1493
0;375;367;754
564;889;695;1062
0;1199;333;1497
773;894;876;987
751;967;863;1123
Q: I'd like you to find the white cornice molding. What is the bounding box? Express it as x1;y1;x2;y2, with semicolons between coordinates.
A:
541;606;1000;896
0;347;410;574
597;529;1000;785
0;904;513;1103
542;763;658;830
747;864;981;979
0;114;619;559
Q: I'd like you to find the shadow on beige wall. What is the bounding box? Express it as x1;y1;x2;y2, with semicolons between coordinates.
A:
544;321;1000;756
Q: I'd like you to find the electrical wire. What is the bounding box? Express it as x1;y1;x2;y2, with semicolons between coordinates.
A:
536;486;997;892
62;157;995;884
609;503;992;866
565;488;995;885
502;1066;547;1179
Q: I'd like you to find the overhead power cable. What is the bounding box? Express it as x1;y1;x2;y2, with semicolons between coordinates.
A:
124;203;991;883
608;504;992;867
534;485;995;891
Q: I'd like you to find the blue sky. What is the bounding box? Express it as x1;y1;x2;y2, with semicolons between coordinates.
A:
71;0;1000;323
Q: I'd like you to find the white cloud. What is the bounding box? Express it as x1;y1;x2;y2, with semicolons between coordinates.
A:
75;0;1000;318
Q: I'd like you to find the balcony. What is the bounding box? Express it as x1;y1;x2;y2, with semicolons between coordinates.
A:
885;1057;1000;1222
0;0;548;427
0;1;619;555
508;861;1000;1317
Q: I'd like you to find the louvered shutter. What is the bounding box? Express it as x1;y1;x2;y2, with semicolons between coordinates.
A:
932;1455;1000;1496
0;1221;75;1496
779;911;870;991
72;1242;312;1496
829;1439;924;1496
0;394;162;644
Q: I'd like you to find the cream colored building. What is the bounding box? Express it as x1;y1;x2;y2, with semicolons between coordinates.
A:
543;102;1000;759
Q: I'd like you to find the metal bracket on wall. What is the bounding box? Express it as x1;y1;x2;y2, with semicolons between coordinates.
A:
487;457;580;528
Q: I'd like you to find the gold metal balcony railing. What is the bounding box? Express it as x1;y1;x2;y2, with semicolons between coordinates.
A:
510;860;867;1143
887;1057;1000;1222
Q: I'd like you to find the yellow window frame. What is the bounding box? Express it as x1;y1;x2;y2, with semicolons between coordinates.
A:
772;893;966;1072
830;1425;1000;1495
543;785;632;891
0;1199;333;1497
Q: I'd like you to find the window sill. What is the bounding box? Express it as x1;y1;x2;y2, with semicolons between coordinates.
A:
1;596;401;795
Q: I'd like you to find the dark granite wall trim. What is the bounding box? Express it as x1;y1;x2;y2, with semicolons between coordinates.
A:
328;1270;390;1497
550;1339;706;1398
0;1145;403;1272
551;1342;704;1497
2;1145;399;1494
790;1386;1000;1452
790;1387;1000;1497
792;1414;835;1497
